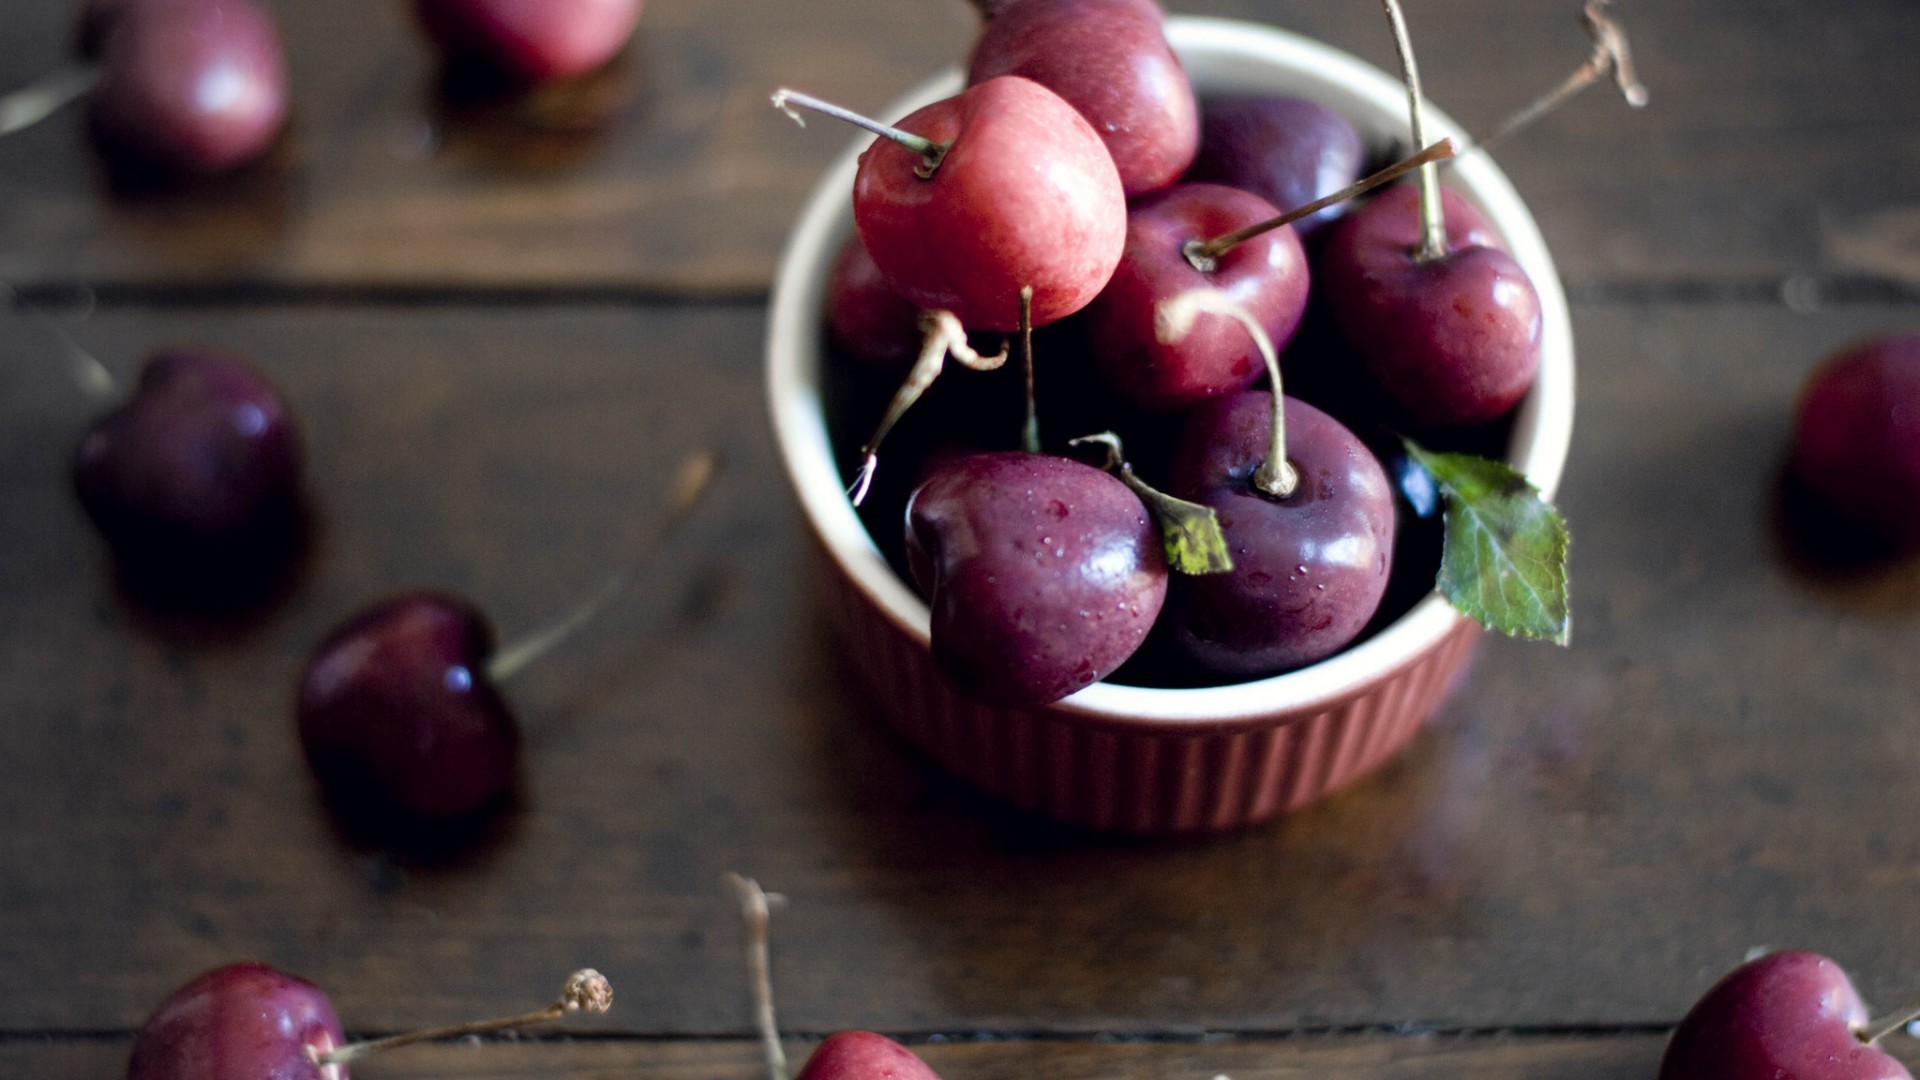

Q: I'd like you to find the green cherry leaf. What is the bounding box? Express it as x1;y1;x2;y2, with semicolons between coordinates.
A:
1125;473;1234;576
1068;431;1233;576
1403;439;1570;644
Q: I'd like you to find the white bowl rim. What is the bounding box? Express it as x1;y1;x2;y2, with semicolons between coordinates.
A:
767;15;1575;728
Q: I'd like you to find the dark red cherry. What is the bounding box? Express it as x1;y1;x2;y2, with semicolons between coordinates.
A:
1791;332;1920;546
88;0;288;179
1321;183;1541;430
1164;391;1395;677
1081;182;1309;411
413;0;641;84
966;0;1196;198
824;232;923;371
1184;96;1365;241
298;591;518;820
74;349;304;567
795;1031;943;1080
1659;951;1911;1080
852;76;1126;332
127;962;345;1080
905;452;1166;706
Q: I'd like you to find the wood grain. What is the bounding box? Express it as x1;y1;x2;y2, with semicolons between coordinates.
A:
2;0;1917;290
0;1034;1685;1080
6;300;1920;1040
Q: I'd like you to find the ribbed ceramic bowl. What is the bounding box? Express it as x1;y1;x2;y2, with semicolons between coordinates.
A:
767;16;1574;833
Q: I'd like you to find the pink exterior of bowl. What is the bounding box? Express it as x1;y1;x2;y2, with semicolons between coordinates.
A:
767;18;1574;833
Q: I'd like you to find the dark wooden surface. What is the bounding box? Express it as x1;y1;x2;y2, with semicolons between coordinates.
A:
6;0;1920;1076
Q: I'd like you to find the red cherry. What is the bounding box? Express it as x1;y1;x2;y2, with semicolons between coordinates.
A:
73;349;305;569
794;1032;943;1080
1320;183;1541;429
1081;182;1309;411
852;76;1126;332
1791;332;1920;546
966;0;1197;198
905;451;1167;706
824;232;923;372
127;962;344;1080
88;0;288;179
1659;951;1911;1080
413;0;641;83
297;591;519;820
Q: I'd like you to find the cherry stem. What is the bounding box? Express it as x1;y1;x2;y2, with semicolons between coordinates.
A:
1379;0;1447;263
314;969;612;1067
0;64;99;139
1155;289;1297;498
486;449;720;683
2;281;116;399
1184;138;1456;268
726;873;790;1080
1858;1003;1920;1047
1454;0;1646;159
1018;285;1039;454
848;310;1007;506
771;88;949;178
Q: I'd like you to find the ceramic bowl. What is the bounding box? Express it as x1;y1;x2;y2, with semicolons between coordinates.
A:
766;16;1574;833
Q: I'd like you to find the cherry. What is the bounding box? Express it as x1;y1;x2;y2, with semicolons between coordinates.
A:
965;0;1196;198
1184;96;1364;241
73;348;305;572
1316;0;1542;431
413;0;641;84
297;451;715;822
298;591;519;821
1157;289;1395;677
726;875;945;1080
824;232;923;372
777;77;1126;332
905;451;1166;706
795;1032;943;1080
1791;332;1920;547
127;963;344;1080
1081;182;1309;412
129;962;612;1080
88;0;288;179
1320;181;1540;429
1659;951;1914;1080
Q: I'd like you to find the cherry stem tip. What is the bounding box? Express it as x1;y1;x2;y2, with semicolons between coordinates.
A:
314;970;611;1067
769;88;947;177
725;873;791;1080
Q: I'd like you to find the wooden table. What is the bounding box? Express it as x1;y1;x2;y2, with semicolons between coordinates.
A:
5;0;1920;1076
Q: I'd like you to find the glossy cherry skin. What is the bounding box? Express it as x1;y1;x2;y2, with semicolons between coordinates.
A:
1184;96;1364;241
89;0;288;179
1321;183;1541;430
824;232;923;372
1164;392;1395;677
1082;182;1309;411
1791;332;1920;546
413;0;640;83
966;0;1196;199
795;1032;942;1080
74;349;304;564
854;76;1126;333
298;591;518;820
127;962;346;1080
1659;951;1910;1080
906;452;1167;706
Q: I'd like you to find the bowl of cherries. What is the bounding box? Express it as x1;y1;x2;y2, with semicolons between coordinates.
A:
768;1;1579;833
